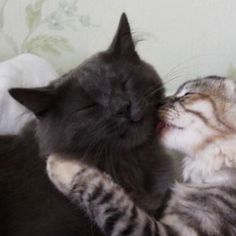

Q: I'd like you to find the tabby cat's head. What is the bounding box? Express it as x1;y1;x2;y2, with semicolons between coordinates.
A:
158;76;236;158
9;14;164;156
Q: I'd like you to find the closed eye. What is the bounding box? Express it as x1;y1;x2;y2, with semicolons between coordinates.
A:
183;92;196;97
76;103;97;112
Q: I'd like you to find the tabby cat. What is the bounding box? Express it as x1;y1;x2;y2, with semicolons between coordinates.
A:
48;76;236;236
2;14;172;235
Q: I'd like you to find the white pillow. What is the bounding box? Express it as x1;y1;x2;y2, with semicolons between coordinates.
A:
0;53;58;134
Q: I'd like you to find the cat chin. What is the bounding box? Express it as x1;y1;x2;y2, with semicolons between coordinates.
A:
112;132;153;151
156;121;183;133
159;128;186;153
157;122;184;146
124;126;154;148
110;118;155;149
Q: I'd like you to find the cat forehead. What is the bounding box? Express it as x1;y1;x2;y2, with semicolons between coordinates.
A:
51;60;120;89
49;60;135;103
175;77;236;100
78;56;132;82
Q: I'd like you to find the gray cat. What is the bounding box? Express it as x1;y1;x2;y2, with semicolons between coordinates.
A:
48;76;236;236
4;13;173;235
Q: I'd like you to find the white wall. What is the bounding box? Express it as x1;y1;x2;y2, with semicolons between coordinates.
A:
1;0;236;94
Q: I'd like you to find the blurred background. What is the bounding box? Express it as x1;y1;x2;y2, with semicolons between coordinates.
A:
1;0;236;94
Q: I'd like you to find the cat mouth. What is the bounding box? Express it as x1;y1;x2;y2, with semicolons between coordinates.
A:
118;120;143;138
156;121;183;132
114;118;154;149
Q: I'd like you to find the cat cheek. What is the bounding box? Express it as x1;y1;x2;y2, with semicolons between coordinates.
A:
46;154;83;195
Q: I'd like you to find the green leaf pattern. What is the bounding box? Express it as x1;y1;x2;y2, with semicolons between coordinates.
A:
25;0;44;31
0;0;95;57
25;35;73;55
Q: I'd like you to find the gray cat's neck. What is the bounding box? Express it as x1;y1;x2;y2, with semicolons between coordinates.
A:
84;142;173;213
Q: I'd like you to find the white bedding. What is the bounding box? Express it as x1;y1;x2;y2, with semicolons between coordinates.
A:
0;53;58;134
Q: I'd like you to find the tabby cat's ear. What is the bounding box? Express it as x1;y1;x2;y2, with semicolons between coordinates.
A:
9;87;55;116
108;13;138;58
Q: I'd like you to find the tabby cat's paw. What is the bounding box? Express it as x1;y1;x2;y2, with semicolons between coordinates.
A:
47;154;84;195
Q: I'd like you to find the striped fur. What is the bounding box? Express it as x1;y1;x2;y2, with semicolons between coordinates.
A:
47;154;236;236
47;77;236;236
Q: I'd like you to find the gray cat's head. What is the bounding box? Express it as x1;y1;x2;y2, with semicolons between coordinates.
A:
9;14;164;157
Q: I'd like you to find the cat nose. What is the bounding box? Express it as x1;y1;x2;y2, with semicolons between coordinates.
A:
116;101;131;117
165;96;176;102
130;109;143;122
164;96;178;107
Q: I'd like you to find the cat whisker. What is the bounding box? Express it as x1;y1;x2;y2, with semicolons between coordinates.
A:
144;72;197;99
163;53;212;79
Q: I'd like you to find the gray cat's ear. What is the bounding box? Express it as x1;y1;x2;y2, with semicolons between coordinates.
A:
108;13;138;58
9;87;55;116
